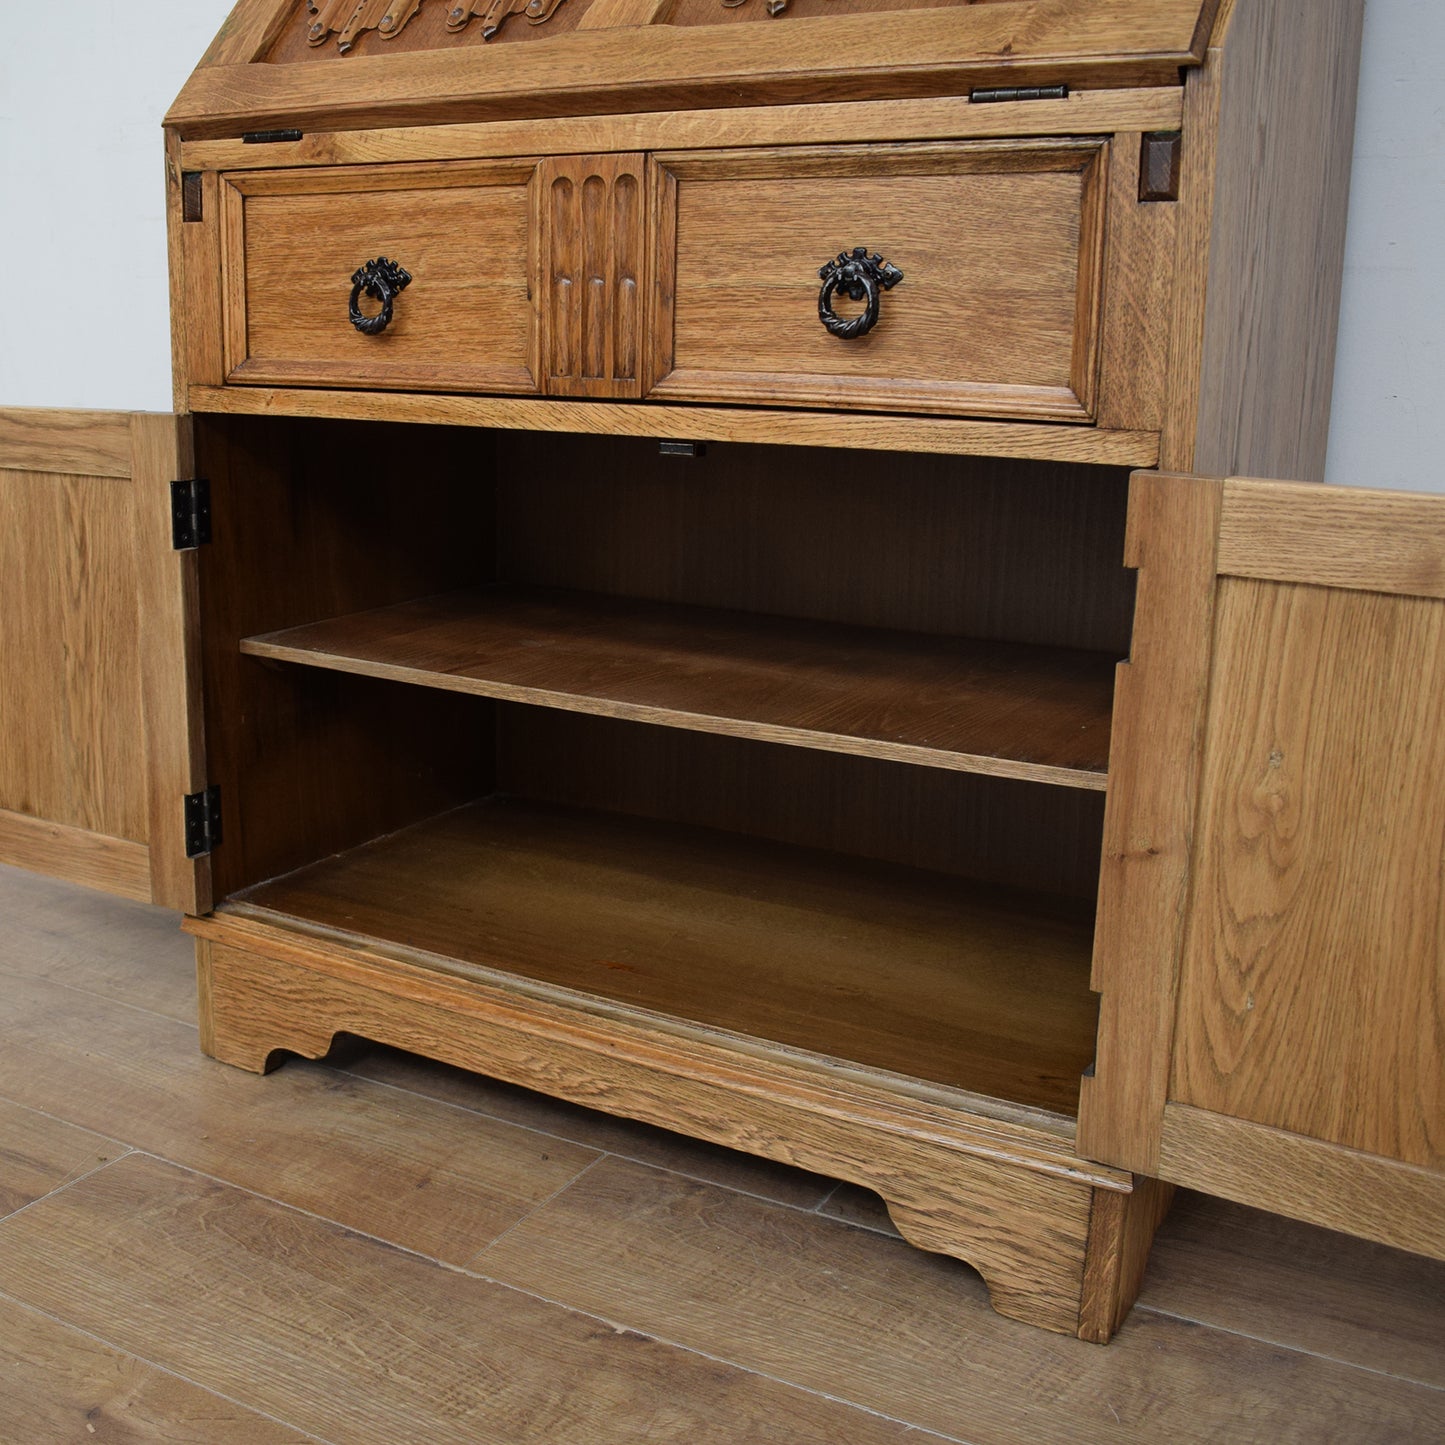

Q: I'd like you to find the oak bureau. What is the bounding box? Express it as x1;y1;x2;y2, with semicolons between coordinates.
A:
100;0;1444;1341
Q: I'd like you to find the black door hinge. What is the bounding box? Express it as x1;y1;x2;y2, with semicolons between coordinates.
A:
243;128;303;144
970;84;1070;104
171;478;212;550
184;787;223;859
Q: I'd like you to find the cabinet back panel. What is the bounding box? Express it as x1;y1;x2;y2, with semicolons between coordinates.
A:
195;414;498;898
495;434;1135;654
498;707;1105;902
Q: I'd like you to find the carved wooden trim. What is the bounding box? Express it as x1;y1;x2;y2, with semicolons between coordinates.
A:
304;0;569;50
539;154;647;398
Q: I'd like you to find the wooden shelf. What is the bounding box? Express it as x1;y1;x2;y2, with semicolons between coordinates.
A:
241;587;1116;790
228;797;1100;1115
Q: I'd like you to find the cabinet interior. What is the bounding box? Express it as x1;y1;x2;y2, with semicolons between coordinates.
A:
194;413;1135;1118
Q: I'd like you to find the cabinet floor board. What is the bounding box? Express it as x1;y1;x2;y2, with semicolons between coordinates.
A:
231;797;1101;1113
241;585;1117;790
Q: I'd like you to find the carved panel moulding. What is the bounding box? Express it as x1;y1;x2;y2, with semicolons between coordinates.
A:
305;0;567;50
303;0;822;52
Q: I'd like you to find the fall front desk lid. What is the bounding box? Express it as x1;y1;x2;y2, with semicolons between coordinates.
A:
169;0;1219;137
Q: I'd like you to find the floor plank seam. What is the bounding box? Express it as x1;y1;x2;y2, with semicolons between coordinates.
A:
1131;1301;1445;1393
334;1058;890;1227
0;1287;337;1445
0;960;197;1031
0;1149;134;1228
423;1270;980;1445
466;1151;607;1261
114;1151;975;1444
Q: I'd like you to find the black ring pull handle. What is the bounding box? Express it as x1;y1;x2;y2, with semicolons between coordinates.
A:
817;247;904;340
349;257;412;336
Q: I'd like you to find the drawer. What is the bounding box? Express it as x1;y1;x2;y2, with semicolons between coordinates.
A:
218;161;541;394
646;142;1110;422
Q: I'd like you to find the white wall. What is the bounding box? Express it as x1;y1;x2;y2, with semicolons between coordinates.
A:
0;1;1440;491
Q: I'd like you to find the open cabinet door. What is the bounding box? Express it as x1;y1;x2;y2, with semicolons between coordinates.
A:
1080;472;1445;1258
0;409;209;913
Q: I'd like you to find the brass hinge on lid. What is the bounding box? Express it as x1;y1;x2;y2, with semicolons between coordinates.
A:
969;84;1069;104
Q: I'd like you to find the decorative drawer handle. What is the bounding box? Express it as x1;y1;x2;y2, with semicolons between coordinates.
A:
817;248;904;341
349;257;412;336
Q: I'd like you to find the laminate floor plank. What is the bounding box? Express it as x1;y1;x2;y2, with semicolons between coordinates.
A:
0;970;598;1265
0;1154;937;1445
0;1096;121;1219
0;1292;313;1444
0;863;196;1025
1138;1191;1445;1390
348;1043;838;1210
479;1156;1445;1445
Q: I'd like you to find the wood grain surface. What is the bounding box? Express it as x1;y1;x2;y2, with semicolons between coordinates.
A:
178;89;1187;174
0;966;598;1266
222;160;541;393
0;1154;923;1445
1218;476;1445;597
499;709;1109;901
492;433;1136;654
0;450;148;854
474;1152;1445;1444
241;584;1117;788
1160;1106;1445;1261
192;414;496;900
0;812;151;903
230;795;1100;1110
2;861;1443;1433
1142;1188;1445;1389
1171;576;1445;1168
190;921;1138;1336
0;409;133;478
1188;0;1364;480
651;141;1104;420
0;1098;117;1220
167;3;1218;139
0;1294;310;1445
1077;473;1223;1174
540;154;647;397
0;861;197;1024
188;382;1161;464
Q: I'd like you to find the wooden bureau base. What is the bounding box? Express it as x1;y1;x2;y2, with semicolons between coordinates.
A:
188;912;1169;1342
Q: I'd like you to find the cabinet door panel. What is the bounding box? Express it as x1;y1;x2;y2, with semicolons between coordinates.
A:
1082;474;1445;1255
0;410;209;912
1172;573;1445;1168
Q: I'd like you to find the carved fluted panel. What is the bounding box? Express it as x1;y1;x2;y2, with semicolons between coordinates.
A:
540;155;646;399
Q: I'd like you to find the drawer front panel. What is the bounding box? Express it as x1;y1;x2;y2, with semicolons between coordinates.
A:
221;162;540;394
648;142;1108;421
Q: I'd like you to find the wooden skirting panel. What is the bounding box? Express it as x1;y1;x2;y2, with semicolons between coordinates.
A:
1159;1105;1445;1261
189;910;1167;1342
0;808;151;903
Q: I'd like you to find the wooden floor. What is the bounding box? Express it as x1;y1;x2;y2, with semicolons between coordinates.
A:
1;863;1442;1443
